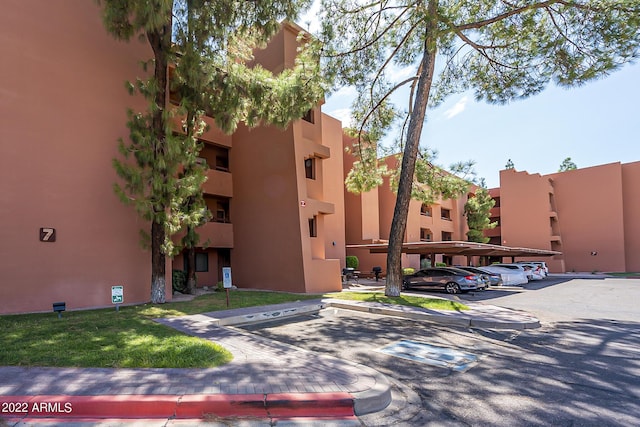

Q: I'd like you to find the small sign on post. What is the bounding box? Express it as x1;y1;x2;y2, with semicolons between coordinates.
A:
222;267;232;307
112;286;124;311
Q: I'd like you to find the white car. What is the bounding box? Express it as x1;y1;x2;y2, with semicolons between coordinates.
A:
517;263;545;280
516;261;549;277
482;265;529;286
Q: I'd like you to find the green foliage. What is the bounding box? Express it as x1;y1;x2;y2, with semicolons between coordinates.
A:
172;269;187;293
558;157;578;172
465;182;497;243
435;262;447;267
388;150;474;205
402;268;415;275
505;159;515;170
346;255;359;269
420;258;431;269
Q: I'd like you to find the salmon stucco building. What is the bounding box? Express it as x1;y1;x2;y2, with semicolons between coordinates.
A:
0;1;344;315
488;162;640;274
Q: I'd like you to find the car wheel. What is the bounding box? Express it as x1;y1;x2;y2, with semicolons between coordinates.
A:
445;282;460;294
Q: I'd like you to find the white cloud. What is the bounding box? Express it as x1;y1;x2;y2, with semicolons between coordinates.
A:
325;108;353;127
443;96;468;119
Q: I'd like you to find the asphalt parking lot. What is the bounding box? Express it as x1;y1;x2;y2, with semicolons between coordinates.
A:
243;276;640;426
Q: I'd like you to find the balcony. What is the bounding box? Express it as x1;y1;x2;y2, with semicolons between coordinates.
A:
196;221;234;248
202;169;233;197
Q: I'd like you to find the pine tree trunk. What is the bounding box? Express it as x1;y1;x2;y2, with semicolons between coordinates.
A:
146;22;171;304
151;220;167;304
385;10;438;297
186;242;196;295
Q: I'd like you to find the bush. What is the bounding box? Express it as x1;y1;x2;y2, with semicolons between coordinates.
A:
435;262;447;267
172;270;187;293
420;259;431;269
403;268;415;275
346;256;359;269
216;281;224;292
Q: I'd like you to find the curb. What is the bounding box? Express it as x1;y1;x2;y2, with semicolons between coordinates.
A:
323;299;540;330
0;393;356;420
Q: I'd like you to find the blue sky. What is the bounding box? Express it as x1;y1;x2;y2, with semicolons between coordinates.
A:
303;6;640;189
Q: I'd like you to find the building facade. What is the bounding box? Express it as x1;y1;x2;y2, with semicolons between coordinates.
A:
0;2;343;315
343;135;472;274
489;162;640;273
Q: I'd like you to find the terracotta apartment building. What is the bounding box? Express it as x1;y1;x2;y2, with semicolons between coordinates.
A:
488;163;640;274
343;135;472;273
0;1;344;315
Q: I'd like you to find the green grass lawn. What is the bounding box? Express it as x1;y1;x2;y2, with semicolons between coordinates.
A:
325;291;469;311
0;289;465;368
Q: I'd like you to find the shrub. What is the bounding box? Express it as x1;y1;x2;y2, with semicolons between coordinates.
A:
216;281;224;292
435;262;447;267
420;259;431;269
346;256;359;269
172;270;187;293
403;268;415;275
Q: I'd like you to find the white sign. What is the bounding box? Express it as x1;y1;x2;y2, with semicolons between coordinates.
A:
222;267;232;289
111;286;124;304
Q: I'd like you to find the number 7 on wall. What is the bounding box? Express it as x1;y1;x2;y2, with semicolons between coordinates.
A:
39;227;56;242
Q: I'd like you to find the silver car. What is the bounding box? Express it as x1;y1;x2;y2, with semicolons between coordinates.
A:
402;267;480;294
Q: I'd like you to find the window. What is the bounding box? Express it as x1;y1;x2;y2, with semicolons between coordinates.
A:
420;204;432;216
302;109;315;123
206;196;230;223
309;216;317;237
184;252;209;272
442;231;452;241
420;228;432;241
305;157;316;180
441;208;451;220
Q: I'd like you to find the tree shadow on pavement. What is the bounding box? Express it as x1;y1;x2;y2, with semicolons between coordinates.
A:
248;310;640;426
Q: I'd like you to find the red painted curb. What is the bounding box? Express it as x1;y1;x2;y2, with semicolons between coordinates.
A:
0;393;355;420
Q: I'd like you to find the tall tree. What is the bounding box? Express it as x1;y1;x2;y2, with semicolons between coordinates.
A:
465;180;496;244
320;0;640;296
558;157;578;171
99;0;325;303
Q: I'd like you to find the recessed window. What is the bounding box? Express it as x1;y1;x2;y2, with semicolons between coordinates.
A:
309;216;317;238
184;252;209;272
442;231;452;241
302;109;314;123
420;228;432;241
420;204;432;216
441;208;451;220
305;157;316;180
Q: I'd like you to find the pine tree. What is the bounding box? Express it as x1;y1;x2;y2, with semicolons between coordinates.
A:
99;0;325;303
320;0;640;296
465;181;497;244
558;157;578;172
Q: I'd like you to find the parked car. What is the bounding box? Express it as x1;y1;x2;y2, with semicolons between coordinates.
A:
458;266;503;287
517;263;545;280
402;267;480;294
515;261;549;277
482;265;529;286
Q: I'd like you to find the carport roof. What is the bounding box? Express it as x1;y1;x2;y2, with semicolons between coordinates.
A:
346;241;561;258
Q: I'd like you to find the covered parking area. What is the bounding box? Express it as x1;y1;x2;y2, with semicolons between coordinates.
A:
347;241;561;267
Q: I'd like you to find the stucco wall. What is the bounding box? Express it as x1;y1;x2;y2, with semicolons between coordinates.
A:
622;162;640;272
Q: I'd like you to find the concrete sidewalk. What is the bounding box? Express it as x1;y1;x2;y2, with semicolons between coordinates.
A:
0;296;539;424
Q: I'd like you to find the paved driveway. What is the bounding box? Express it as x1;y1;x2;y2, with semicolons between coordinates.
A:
244;277;640;426
459;275;640;323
